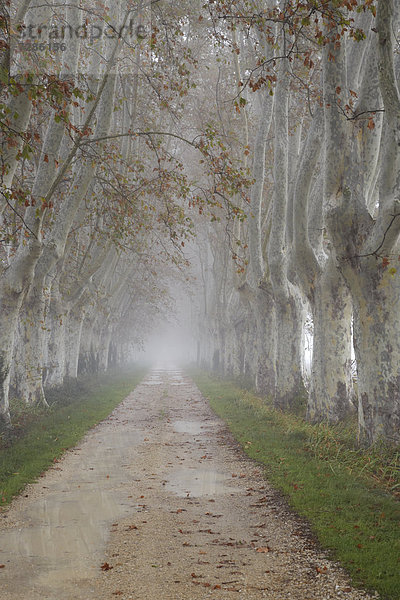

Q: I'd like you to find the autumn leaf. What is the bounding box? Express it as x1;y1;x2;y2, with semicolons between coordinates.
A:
100;562;113;571
256;547;270;553
316;565;328;574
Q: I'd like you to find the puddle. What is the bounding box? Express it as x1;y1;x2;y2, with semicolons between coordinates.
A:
172;420;206;435
0;414;143;597
165;468;237;497
142;376;163;386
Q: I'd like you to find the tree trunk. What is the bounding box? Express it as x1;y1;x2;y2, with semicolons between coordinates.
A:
97;330;112;372
253;287;275;397
273;291;305;410
44;278;66;388
345;258;400;444
64;309;85;381
268;53;304;409
0;239;41;424
14;285;49;406
308;256;354;422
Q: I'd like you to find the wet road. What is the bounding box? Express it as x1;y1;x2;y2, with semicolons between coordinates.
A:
0;369;375;600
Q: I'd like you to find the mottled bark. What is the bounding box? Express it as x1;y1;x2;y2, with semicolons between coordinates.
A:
291;105;354;422
64;309;85;381
14;283;49;406
351;265;400;444
321;0;400;443
44;276;66;388
268;54;304;408
0;237;41;422
307;256;354;422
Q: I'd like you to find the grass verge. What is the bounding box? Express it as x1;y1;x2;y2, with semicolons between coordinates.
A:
0;367;145;507
190;370;400;600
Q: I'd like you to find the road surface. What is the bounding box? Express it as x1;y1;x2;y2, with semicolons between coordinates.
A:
0;369;376;599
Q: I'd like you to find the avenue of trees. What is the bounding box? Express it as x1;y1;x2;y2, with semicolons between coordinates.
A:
1;0;400;447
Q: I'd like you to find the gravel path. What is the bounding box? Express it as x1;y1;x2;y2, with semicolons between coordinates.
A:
0;369;378;599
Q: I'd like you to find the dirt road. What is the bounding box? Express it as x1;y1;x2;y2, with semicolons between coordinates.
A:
0;369;377;599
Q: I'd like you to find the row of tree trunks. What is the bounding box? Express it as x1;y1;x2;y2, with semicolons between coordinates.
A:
195;0;400;446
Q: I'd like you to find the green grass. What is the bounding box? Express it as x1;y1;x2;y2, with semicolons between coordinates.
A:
190;370;400;600
0;367;145;507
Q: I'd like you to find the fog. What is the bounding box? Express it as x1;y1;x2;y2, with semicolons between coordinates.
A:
139;323;196;368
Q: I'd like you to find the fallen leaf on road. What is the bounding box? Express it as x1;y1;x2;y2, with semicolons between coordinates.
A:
256;547;270;553
316;565;328;574
100;562;113;571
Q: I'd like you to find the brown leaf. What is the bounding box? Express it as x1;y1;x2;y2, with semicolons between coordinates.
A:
256;547;270;553
316;565;328;574
0;564;5;568
101;562;113;571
